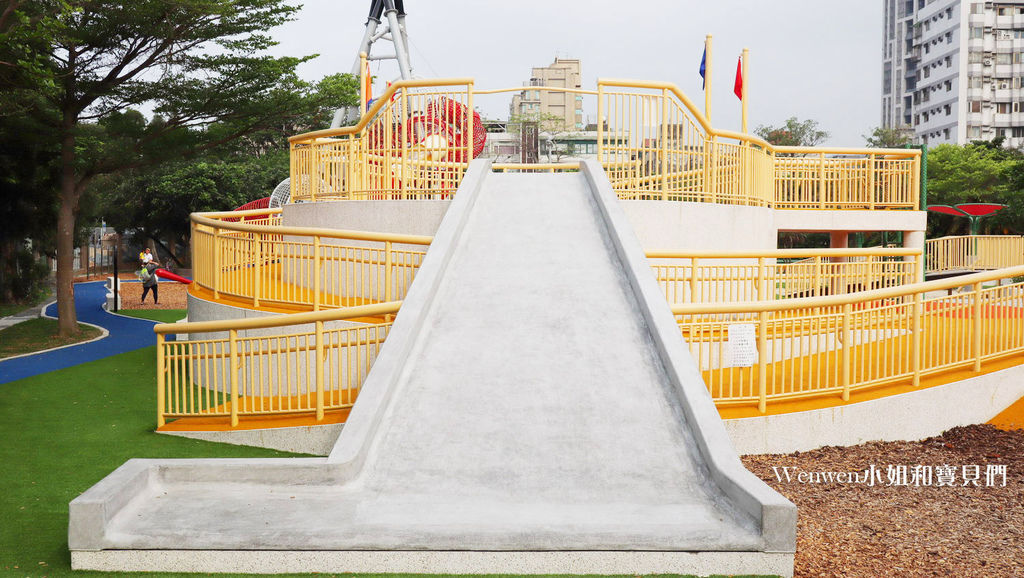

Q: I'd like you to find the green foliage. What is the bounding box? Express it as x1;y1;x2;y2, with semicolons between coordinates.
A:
0;0;357;333
925;140;1021;236
755;117;829;147
98;148;290;264
864;125;912;148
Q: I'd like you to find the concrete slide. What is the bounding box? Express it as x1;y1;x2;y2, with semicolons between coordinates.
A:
70;160;796;576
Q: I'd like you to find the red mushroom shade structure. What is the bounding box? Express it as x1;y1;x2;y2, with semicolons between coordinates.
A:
927;203;1007;235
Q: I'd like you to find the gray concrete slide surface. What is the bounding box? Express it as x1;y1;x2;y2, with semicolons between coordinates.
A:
69;160;795;575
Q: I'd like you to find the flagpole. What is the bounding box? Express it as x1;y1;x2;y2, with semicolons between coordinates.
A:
741;48;749;134
705;35;712;123
360;51;368;117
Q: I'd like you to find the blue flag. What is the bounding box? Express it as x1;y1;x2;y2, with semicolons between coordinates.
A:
699;47;706;90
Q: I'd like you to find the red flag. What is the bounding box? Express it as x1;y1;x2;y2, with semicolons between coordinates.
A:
733;56;743;100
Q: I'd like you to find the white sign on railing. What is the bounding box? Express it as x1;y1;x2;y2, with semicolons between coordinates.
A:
728;323;757;367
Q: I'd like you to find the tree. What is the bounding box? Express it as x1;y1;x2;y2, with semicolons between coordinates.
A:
926;141;1021;236
508;111;578;162
755;117;829;148
94;75;357;267
864;125;913;148
3;0;325;335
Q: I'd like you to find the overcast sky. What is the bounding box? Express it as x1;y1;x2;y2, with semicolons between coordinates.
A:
268;1;883;146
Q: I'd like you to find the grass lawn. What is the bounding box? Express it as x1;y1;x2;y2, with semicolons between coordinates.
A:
113;308;186;323
0;345;769;578
0;346;314;577
0;318;102;359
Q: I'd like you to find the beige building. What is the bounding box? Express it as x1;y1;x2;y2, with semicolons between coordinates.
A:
510;57;584;131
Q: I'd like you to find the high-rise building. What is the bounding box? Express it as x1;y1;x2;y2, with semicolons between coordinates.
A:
510;57;584;131
882;0;1024;147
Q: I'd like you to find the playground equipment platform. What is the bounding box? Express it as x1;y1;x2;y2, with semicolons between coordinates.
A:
70;161;796;576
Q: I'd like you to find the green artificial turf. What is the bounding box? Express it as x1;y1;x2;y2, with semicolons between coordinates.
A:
0;346;307;577
113;308;187;323
0;346;776;578
0;318;103;359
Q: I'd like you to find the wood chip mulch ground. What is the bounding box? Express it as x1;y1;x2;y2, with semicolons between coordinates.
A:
115;281;189;310
742;424;1024;577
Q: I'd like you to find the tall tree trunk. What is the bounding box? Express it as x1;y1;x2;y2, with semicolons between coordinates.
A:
55;117;79;337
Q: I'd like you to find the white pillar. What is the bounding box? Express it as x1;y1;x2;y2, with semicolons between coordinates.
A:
904;230;926;282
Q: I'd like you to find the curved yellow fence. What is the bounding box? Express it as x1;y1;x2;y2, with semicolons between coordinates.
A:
926;235;1024;273
285;77;921;209
191;208;431;311
672;266;1024;413
648;247;922;304
155;302;400;427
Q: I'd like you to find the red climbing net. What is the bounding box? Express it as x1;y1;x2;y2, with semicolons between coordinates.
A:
366;96;486;161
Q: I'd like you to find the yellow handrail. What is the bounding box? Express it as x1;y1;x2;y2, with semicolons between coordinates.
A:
154;301;402;334
669;265;1024;413
649;248;922;304
671;265;1024;314
192;213;433;246
190;211;431;311
156;301;401;427
647;247;921;259
288;77;477;143
926;235;1024;273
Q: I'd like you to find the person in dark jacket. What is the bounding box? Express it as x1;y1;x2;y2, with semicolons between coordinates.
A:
141;262;160;304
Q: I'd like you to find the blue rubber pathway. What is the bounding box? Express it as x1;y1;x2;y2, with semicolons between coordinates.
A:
0;281;168;384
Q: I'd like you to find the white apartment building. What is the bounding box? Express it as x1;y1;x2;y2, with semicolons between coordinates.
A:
882;0;1024;147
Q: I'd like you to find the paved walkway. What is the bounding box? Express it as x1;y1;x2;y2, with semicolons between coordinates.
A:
0;281;164;385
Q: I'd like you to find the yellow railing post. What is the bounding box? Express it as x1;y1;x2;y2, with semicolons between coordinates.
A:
212;226;221;300
813;256;822;297
690;257;700;302
818;152;826;210
661;88;669;200
710;137;719;203
757;310;768;413
596;82;604;162
973;281;983;371
253;233;261;308
400;88;409;200
867;154;876;210
313;235;321;312
467;81;475;173
702;137;711;202
315;320;325;422
156;333;166;427
384;241;393;302
229;329;239;428
912;292;923;387
841;302;852;401
757;256;767;300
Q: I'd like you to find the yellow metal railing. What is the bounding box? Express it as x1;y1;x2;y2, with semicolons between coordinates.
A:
155;302;400;427
288;78;476;201
648;248;922;304
191;208;431;311
673;266;1024;413
926;235;1024;273
284;77;920;210
596;79;920;209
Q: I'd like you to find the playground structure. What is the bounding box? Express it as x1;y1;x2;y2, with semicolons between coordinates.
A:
69;74;1024;576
